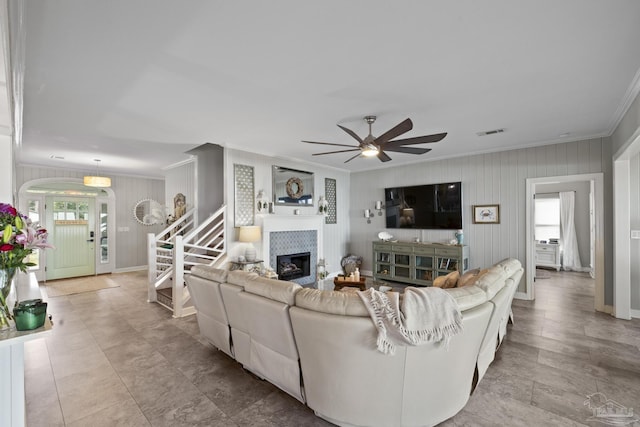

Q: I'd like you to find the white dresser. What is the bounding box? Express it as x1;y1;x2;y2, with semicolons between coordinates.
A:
535;243;561;271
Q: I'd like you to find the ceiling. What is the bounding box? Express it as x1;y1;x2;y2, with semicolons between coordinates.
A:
13;0;640;178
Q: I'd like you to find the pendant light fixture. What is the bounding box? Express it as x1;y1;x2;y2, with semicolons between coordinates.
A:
83;159;111;188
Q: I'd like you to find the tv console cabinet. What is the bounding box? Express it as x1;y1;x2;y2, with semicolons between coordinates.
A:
373;241;469;286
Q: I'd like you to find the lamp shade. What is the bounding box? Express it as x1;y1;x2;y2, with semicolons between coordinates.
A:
238;226;261;242
83;175;112;187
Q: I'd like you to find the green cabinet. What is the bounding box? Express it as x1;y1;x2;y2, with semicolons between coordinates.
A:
372;241;469;286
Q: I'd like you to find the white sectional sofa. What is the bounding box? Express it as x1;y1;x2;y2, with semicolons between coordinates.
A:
185;258;523;427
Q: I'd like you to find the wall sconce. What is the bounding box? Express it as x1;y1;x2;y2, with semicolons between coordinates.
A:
256;190;269;213
374;200;385;215
364;209;374;224
318;195;329;216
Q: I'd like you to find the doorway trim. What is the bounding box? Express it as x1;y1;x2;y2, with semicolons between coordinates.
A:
17;177;116;280
524;173;605;312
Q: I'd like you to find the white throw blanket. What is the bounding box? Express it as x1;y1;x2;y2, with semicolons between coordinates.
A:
357;287;463;355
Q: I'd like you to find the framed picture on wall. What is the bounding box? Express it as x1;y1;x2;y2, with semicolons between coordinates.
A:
472;204;500;224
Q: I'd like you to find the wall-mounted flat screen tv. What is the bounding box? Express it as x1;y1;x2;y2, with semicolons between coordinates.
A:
384;182;462;229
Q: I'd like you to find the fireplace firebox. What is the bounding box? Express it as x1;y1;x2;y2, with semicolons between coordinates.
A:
277;252;311;281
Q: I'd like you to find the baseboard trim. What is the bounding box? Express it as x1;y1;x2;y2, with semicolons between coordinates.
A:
114;265;147;273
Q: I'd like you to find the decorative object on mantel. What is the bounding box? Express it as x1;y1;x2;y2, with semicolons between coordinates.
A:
318;196;329;216
455;229;464;244
0;203;54;329
364;209;374;224
238;225;261;262
83;159;112;188
234;164;255;227
472;204;500;224
256;190;269;213
324;177;337;224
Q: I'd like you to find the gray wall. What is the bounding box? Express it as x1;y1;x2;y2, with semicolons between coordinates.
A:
16;165;165;270
612;90;640;155
350;138;613;304
536;181;591;269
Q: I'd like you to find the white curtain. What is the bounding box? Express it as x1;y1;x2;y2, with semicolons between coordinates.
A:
559;191;582;271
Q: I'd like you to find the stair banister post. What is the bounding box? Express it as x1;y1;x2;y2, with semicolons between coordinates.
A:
147;232;158;302
174;235;185;318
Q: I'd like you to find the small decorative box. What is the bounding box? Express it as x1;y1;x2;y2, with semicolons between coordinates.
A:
13;299;48;331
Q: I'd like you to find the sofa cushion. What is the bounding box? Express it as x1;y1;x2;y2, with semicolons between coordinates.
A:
474;266;508;299
244;276;301;306
494;258;522;277
227;270;259;287
295;288;369;317
444;285;488;311
457;268;480;288
190;265;228;283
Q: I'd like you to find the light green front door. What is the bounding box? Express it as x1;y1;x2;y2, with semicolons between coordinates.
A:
46;197;96;280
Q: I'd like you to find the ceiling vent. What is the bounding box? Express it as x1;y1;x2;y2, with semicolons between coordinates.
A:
476;128;505;137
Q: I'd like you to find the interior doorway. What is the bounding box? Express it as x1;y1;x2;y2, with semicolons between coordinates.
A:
525;173;605;312
18;178;116;282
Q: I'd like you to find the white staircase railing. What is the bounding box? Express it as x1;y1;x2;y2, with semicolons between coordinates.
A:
147;205;227;317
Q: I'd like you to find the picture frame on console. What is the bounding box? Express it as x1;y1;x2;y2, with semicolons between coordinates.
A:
472;204;500;224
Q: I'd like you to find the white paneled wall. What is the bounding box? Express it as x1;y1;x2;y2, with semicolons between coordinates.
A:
226;149;351;277
16;165;165;270
350;138;613;302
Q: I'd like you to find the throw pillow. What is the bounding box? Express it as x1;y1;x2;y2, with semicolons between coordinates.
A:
432;275;447;288
442;270;460;289
457;268;481;287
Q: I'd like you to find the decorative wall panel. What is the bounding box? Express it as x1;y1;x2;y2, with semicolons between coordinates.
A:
234;164;254;227
325;178;337;224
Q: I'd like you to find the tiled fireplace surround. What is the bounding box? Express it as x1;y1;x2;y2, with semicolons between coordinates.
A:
260;215;324;286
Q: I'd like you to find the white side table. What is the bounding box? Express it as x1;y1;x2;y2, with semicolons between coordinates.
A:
0;272;52;427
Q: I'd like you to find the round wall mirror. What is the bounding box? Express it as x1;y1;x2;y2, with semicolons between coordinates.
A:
133;199;165;226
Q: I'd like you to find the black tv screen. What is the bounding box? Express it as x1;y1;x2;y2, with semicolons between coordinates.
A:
384;182;462;229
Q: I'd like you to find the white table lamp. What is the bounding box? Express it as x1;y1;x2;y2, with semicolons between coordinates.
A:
238;226;261;262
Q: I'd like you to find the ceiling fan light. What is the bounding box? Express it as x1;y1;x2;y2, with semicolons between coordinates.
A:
362;145;379;157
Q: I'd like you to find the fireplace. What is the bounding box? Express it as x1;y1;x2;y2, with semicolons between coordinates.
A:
277;252;311;281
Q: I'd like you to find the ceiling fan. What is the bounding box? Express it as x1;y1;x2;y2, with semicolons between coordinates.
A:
302;116;447;163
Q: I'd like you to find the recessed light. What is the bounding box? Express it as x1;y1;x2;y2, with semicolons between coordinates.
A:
559;132;571;138
49;155;65;160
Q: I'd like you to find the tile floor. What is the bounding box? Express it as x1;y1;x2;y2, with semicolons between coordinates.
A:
24;270;640;426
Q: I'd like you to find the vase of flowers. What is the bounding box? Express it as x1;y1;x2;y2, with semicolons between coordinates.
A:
0;203;53;329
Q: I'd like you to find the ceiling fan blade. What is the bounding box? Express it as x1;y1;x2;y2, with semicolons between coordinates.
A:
344;152;362;163
337;125;364;143
312;148;361;156
302;140;359;148
374;118;413;145
386;132;448;146
377;150;392;162
383;146;432;155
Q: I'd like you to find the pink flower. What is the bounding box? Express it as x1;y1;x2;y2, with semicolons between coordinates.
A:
17;226;55;250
